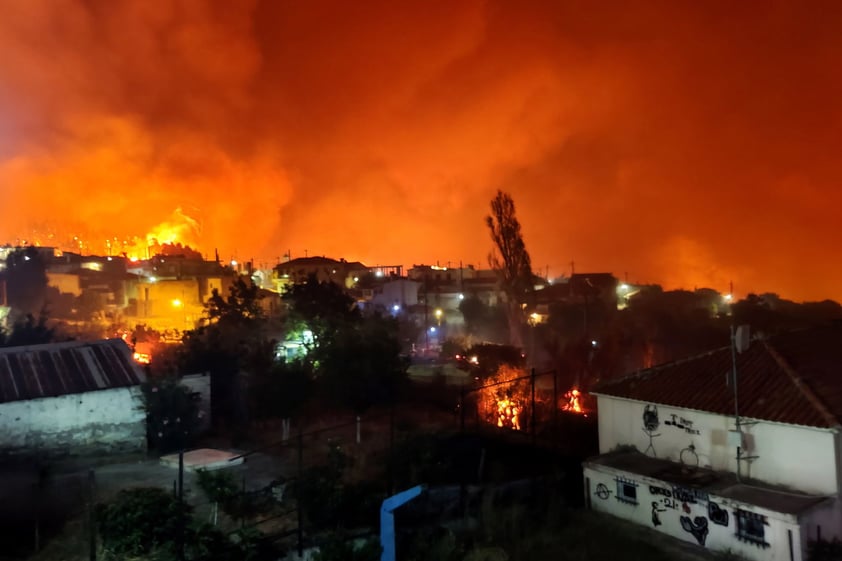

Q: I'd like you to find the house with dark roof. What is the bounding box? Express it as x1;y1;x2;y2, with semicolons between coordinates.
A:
272;256;370;292
583;325;842;561
0;338;147;456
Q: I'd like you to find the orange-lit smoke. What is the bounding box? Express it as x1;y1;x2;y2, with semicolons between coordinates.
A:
2;1;842;300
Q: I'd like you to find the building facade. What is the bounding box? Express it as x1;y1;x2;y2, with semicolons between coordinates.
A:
0;339;147;456
584;325;842;561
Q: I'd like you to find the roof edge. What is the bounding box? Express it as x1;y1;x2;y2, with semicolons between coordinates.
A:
762;340;840;428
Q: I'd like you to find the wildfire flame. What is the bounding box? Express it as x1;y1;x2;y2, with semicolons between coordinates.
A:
481;365;529;431
562;388;586;415
124;208;201;260
496;398;522;430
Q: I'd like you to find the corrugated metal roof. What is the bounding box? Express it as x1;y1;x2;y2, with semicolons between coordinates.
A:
592;325;842;429
0;339;146;404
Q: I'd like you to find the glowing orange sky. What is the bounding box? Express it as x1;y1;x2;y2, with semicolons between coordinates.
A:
1;1;841;301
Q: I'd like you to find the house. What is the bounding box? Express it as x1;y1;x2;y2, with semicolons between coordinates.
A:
272;256;370;292
0;338;147;456
583;325;842;561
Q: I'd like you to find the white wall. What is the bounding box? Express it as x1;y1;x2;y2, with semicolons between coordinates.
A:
585;463;804;561
0;387;146;455
596;395;840;495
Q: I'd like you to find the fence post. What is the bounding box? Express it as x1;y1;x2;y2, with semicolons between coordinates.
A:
531;368;536;446
177;451;185;561
459;387;466;433
297;426;304;557
88;469;96;561
553;370;559;443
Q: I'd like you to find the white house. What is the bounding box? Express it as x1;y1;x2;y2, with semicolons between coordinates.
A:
583;325;842;561
0;338;147;456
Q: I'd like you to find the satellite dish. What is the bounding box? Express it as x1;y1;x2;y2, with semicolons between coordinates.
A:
735;325;751;353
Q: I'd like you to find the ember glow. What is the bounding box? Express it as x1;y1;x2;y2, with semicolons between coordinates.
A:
495;398;522;431
481;365;530;432
2;2;841;300
561;388;586;416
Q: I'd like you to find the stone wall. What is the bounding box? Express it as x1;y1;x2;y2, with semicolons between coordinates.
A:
0;386;147;457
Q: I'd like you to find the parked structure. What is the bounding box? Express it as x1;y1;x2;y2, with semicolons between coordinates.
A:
584;325;842;561
0;338;147;456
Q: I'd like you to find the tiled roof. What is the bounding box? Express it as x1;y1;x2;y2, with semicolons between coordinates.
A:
0;339;146;404
592;325;842;428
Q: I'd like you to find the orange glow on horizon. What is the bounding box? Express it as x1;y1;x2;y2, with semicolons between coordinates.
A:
1;1;840;302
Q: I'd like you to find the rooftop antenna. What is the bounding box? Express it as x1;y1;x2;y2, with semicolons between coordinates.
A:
729;321;751;482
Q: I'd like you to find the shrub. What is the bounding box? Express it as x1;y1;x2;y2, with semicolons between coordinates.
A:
96;487;191;557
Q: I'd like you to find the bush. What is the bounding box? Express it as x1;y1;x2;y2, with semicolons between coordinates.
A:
314;534;381;561
96;487;191;557
809;539;842;561
195;468;275;521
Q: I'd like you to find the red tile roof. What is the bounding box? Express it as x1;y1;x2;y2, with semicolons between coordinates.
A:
592;325;842;428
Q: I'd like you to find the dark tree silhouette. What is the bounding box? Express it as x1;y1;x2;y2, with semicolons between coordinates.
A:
179;278;266;432
486;190;534;348
0;313;57;347
282;277;407;413
3;247;48;316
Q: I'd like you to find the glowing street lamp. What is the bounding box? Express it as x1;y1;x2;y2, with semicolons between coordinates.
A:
171;298;183;308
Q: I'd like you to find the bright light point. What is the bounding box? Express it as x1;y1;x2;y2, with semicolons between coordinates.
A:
429;327;436;333
458;293;464;300
724;293;733;302
231;260;238;267
591;340;598;347
130;257;139;263
469;355;479;365
302;329;314;344
171;299;182;308
107;256;113;261
392;304;400;312
375;271;383;277
353;277;359;282
530;312;540;320
149;276;157;282
619;283;629;291
24;256;30;261
435;308;443;318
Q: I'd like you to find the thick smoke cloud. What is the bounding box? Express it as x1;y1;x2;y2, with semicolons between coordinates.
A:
1;0;841;300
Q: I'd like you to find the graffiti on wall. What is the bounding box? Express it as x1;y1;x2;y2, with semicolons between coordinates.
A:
595;483;612;500
642;404;661;456
680;516;709;546
649;485;679;510
708;502;729;527
651;501;667;527
672;485;709;505
665;413;701;435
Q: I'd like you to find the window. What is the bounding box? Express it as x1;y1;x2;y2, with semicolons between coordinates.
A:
735;509;769;548
615;476;638;505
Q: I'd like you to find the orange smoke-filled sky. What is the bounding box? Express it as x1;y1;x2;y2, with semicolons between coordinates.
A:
1;0;841;301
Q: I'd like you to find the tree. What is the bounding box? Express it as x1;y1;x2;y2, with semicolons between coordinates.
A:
2;247;48;317
0;312;57;347
486;190;534;348
282;278;408;413
282;274;360;355
317;314;409;413
179;278;267;431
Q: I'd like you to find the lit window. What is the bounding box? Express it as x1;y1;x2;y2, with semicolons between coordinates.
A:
615;476;638;505
735;510;769;548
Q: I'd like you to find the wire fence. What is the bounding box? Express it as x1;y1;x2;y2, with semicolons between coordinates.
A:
15;369;595;560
